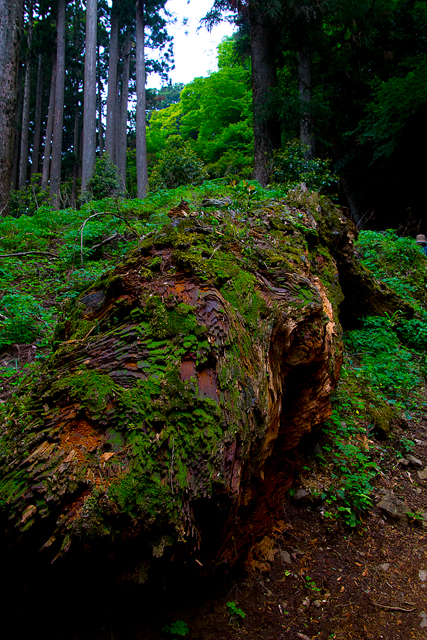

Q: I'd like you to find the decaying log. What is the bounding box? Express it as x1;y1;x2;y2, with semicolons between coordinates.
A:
0;191;411;578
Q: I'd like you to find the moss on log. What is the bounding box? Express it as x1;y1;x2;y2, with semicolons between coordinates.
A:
0;191;411;574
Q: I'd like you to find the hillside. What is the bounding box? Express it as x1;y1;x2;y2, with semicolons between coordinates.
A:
1;181;427;639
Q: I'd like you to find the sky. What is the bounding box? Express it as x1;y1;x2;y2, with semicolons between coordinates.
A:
146;0;236;89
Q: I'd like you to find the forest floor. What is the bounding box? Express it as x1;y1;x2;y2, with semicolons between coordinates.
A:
128;416;427;640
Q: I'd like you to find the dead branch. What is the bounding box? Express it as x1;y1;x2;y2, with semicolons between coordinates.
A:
370;600;416;613
0;251;59;259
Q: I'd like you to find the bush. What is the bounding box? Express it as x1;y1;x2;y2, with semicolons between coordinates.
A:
149;136;208;191
84;154;120;201
270;140;336;193
0;292;54;349
9;174;51;218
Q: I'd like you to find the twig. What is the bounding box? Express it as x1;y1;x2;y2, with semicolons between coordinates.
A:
78;211;140;267
0;250;59;259
370;600;416;612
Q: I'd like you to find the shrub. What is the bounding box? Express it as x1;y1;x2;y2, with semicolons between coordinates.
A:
149;136;208;191
270;140;336;193
84;154;120;201
9;174;51;218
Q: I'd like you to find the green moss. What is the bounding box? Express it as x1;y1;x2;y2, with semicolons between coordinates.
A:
50;370;119;417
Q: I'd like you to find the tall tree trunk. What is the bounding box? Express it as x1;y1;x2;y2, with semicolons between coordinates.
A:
298;46;315;160
105;0;119;163
31;52;43;176
11;65;23;191
136;0;148;198
117;31;130;192
0;0;24;214
329;128;361;226
41;59;56;191
81;0;97;193
71;104;79;207
50;0;66;207
248;0;279;187
97;45;103;157
18;0;33;190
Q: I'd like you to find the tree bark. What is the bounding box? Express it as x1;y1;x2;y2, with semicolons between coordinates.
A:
31;52;43;177
41;59;56;191
136;0;148;198
248;0;279;187
0;0;24;214
71;104;79;207
18;0;33;190
50;0;66;207
105;0;119;163
97;45;103;157
81;0;97;193
11;65;23;192
117;31;130;191
298;46;315;160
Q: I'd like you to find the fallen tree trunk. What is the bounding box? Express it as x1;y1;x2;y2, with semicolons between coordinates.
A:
0;191;412;578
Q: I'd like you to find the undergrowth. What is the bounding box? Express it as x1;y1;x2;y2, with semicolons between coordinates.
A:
310;229;427;527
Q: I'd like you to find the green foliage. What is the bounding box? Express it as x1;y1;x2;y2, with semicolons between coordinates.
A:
227;602;246;620
147;37;253;179
162;621;189;637
358;53;427;160
270;141;337;193
0;292;54;349
9;174;51;218
149;136;208;191
356;230;427;308
345;316;423;400
84;154;120;200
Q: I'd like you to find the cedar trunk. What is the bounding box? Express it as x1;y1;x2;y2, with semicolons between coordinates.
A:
0;0;24;213
31;53;43;176
136;0;148;198
105;0;119;163
298;46;315;160
97;45;104;157
50;0;66;207
81;0;97;193
249;0;279;187
18;0;33;190
41;60;56;191
117;31;131;192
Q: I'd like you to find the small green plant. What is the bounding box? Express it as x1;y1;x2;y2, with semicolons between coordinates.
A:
305;575;322;592
162;621;189;637
406;510;425;526
400;437;415;453
226;601;246;620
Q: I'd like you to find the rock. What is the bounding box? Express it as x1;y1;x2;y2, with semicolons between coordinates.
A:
406;454;423;467
280;550;292;565
398;458;410;466
313;600;322;608
293;489;310;502
419;570;427;582
314;443;323;458
296;634;311;640
302;598;310;607
201;197;232;207
417;467;427;481
421;619;427;628
380;563;390;571
377;491;408;522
